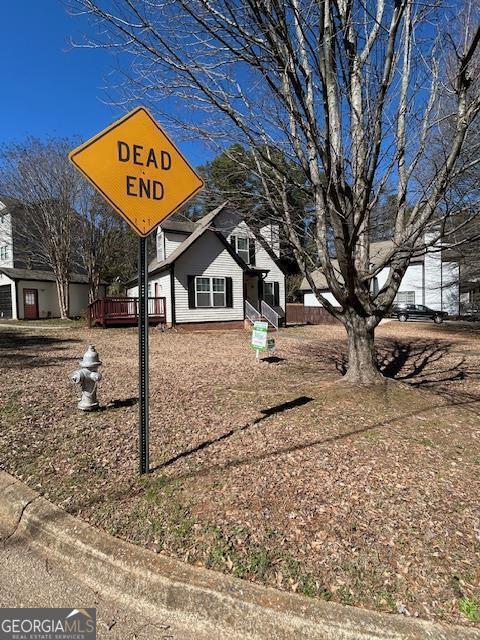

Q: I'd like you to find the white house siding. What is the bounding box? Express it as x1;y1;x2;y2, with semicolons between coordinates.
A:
150;271;172;324
16;280;59;319
304;256;460;315
0;272;16;318
424;250;442;310
215;209;286;312
127;285;139;297
304;263;424;308
304;291;339;307
424;251;459;314
174;231;244;323
164;231;187;259
260;223;280;257
440;261;459;315
255;243;286;312
376;263;425;304
0;212;13;269
69;283;102;317
127;272;172;323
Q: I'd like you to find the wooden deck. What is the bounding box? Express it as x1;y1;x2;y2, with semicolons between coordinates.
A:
88;297;167;327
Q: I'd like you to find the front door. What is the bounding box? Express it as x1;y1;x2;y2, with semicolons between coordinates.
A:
23;289;39;320
244;274;259;308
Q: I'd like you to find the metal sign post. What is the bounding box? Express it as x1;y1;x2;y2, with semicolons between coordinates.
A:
69;106;204;476
138;236;149;474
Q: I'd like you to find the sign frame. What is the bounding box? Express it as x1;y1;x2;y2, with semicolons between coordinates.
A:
68;106;205;238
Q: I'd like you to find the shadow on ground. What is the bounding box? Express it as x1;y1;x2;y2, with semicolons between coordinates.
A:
152;396;313;472
305;338;470;387
154;391;480;486
0;330;81;369
98;397;139;411
303;336;480;418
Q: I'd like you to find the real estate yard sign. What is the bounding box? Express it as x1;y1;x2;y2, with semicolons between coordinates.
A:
69;107;204;475
251;321;269;351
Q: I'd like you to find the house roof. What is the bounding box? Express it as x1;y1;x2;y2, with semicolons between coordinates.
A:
299;240;424;291
160;218;197;234
0;267;94;284
147;203;230;276
0;194;21;209
126;202;287;286
129;202;251;285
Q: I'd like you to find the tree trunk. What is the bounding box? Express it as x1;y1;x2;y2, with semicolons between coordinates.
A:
56;278;69;320
88;274;99;304
342;313;384;384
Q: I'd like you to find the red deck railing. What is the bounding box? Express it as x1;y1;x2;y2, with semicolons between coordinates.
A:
88;297;167;327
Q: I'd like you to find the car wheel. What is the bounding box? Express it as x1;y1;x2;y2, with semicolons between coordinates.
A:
434;315;443;324
398;314;407;322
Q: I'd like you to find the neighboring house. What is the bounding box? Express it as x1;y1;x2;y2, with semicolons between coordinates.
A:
0;196;105;320
301;238;460;315
126;203;286;329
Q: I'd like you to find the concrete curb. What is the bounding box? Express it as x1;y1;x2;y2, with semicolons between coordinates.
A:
0;471;478;640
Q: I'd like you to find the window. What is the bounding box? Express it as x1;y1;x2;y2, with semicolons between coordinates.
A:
264;282;275;306
395;291;415;305
263;281;279;307
230;235;252;264
236;236;250;263
195;276;226;307
0;245;9;260
25;291;35;305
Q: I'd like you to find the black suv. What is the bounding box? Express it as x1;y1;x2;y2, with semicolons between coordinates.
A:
392;304;448;324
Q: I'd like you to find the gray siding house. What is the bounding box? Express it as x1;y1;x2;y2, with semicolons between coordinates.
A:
126;203;286;329
0;196;105;320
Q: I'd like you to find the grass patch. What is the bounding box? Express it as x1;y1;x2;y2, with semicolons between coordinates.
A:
205;526;274;580
459;597;480;622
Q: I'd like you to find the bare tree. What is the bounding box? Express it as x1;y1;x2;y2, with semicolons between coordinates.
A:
75;184;137;302
0;138;79;319
70;0;480;382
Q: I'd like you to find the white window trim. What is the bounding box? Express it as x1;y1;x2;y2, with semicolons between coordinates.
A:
195;276;226;308
232;235;250;264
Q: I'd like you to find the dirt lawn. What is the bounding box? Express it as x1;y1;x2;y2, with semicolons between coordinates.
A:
0;321;479;627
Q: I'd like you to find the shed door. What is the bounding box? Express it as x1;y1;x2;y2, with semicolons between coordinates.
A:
0;285;12;319
23;288;39;320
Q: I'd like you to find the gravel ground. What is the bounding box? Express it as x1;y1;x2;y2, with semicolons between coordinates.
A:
0;320;479;627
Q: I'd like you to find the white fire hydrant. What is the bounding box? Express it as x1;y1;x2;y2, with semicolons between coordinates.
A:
71;345;102;411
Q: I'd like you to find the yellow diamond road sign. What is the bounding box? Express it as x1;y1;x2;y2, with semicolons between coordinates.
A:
69;107;204;237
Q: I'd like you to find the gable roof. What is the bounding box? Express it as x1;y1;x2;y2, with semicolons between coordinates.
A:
147;203;230;276
160;218;197;234
126;203;236;285
299;240;425;291
0;195;21;209
126;202;287;286
0;267;96;284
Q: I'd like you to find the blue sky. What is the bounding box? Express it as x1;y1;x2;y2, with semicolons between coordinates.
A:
0;0;212;168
